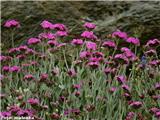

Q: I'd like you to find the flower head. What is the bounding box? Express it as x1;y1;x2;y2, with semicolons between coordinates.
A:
87;61;99;69
122;84;130;92
129;101;142;109
126;37;140;46
17;109;34;117
56;31;68;37
53;23;67;31
112;30;127;40
114;54;129;64
24;74;34;81
47;40;58;47
125;112;135;120
50;112;61;119
72;84;81;90
145;39;160;47
123;93;132;100
51;67;60;76
86;41;97;50
27;38;41;45
40;20;54;29
83;22;96;29
0;111;11;117
18;45;28;52
40;73;48;81
4;19;20;28
2;66;10;72
104;67;116;75
80;51;91;59
27;98;39;105
149;107;160;114
67;69;76;77
116;75;126;84
10;66;21;72
145;49;156;56
102;40;116;48
81;31;97;40
38;32;55;40
71;39;83;46
155;83;160;90
109;87;117;93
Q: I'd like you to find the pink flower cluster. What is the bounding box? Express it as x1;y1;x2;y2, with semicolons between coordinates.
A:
4;19;20;28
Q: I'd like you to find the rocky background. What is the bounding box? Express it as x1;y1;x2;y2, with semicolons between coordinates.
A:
1;1;160;50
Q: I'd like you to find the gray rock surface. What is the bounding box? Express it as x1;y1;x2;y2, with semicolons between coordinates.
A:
1;1;160;50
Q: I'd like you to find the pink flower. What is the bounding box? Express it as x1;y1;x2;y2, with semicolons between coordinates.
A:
57;43;66;48
0;55;12;62
121;47;136;60
102;40;116;48
8;105;21;113
145;39;160;47
125;112;135;120
126;37;140;46
155;83;160;90
52;23;67;31
40;20;54;29
18;45;28;52
109;87;117;93
129;101;142;109
112;30;127;40
50;112;61;119
16;54;26;60
149;60;160;67
4;19;20;28
80;51;91;59
25;48;36;55
149;107;160;114
71;39;83;46
10;66;21;72
121;47;131;53
155;111;160;118
152;95;160;100
72;84;81;90
114;54;129;64
24;74;34;80
89;57;102;62
93;52;104;58
145;49;156;56
87;61;99;69
81;31;97;40
2;66;10;72
83;22;96;29
8;48;19;54
116;75;126;84
75;91;81;97
38;32;56;40
47;40;58;47
40;73;48;80
122;84;130;92
123;93;132;100
56;31;68;37
17;109;34;117
104;67;116;75
67;69;77;77
27;38;41;45
86;41;97;50
27;98;39;105
0;111;11;117
51;67;60;76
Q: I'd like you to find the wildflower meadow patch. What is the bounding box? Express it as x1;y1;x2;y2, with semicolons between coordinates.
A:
0;19;160;120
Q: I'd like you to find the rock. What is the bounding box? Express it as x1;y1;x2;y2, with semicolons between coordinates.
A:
95;1;160;42
1;1;160;50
